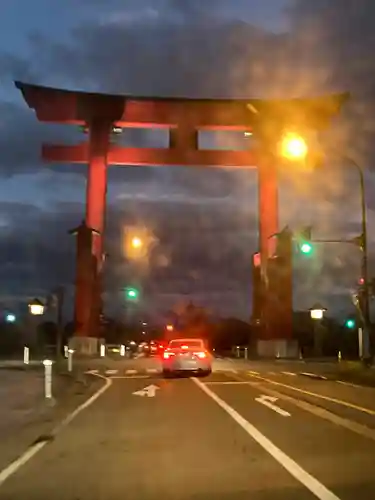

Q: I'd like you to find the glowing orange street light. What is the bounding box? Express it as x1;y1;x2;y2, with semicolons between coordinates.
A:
279;132;308;161
131;236;143;249
166;324;174;332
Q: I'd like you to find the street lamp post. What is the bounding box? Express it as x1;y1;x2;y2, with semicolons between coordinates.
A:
280;134;370;356
28;298;45;354
309;303;327;357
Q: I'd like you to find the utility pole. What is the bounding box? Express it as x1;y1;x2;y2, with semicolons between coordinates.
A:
55;286;65;360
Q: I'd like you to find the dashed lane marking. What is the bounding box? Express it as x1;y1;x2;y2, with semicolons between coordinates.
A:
300;372;328;380
204;381;251;385
125;369;138;375
337;380;365;389
248;370;259;375
281;372;297;376
105;369;119;375
146;368;159;374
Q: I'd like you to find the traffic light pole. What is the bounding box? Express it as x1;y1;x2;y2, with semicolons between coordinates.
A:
312;155;370;359
343;156;370;358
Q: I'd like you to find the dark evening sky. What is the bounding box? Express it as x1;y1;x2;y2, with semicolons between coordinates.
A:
0;0;375;321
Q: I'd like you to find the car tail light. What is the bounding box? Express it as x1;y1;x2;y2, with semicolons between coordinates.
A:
195;351;207;359
163;351;175;359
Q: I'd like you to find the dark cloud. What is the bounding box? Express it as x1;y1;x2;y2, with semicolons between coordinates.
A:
1;1;374;318
0;198;258;317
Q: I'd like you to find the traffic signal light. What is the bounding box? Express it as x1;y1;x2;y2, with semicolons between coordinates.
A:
125;287;139;301
345;319;356;329
297;226;313;255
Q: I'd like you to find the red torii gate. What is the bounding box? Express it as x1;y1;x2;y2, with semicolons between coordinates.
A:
15;81;348;356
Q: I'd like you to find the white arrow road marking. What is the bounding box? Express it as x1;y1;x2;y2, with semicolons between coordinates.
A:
255;394;291;417
133;384;159;398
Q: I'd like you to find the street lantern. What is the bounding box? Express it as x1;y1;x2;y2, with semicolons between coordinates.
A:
309;303;327;320
279;132;308;161
28;298;44;316
166;324;174;332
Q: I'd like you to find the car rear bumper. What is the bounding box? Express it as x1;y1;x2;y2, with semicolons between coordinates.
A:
162;360;211;372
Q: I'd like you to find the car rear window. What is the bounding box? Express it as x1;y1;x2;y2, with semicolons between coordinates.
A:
169;340;203;349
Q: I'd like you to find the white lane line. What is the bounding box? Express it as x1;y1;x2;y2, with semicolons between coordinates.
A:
300;372;327;380
193;377;341;500
105;369;118;375
282;372;297;376
0;373;112;488
125;369;137;375
249;374;375;416
205;381;251;385
248;370;260;375
337;381;363;388
146;368;159;374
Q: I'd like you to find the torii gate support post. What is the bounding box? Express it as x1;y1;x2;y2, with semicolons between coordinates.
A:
257;152;296;358
69;221;100;355
85;120;110;352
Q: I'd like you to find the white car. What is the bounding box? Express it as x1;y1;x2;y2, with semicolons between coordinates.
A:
162;338;212;377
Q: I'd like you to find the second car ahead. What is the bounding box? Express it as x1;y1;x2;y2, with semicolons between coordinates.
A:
162;338;212;377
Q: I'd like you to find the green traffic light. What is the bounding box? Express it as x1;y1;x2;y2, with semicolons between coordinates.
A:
300;242;313;254
126;288;139;300
345;319;355;329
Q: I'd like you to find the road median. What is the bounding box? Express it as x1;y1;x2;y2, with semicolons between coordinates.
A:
319;360;375;387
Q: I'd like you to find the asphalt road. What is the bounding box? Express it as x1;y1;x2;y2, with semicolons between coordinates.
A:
1;356;375;499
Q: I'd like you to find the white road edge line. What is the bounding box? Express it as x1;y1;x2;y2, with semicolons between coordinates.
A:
0;373;112;488
192;377;341;500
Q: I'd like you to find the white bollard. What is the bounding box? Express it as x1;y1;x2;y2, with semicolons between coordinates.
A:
100;344;105;357
120;344;126;357
67;349;74;372
64;345;69;358
236;346;240;358
43;359;53;399
23;346;29;365
244;347;248;360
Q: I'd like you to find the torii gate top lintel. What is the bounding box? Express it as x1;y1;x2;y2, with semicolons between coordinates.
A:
15;81;349;131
